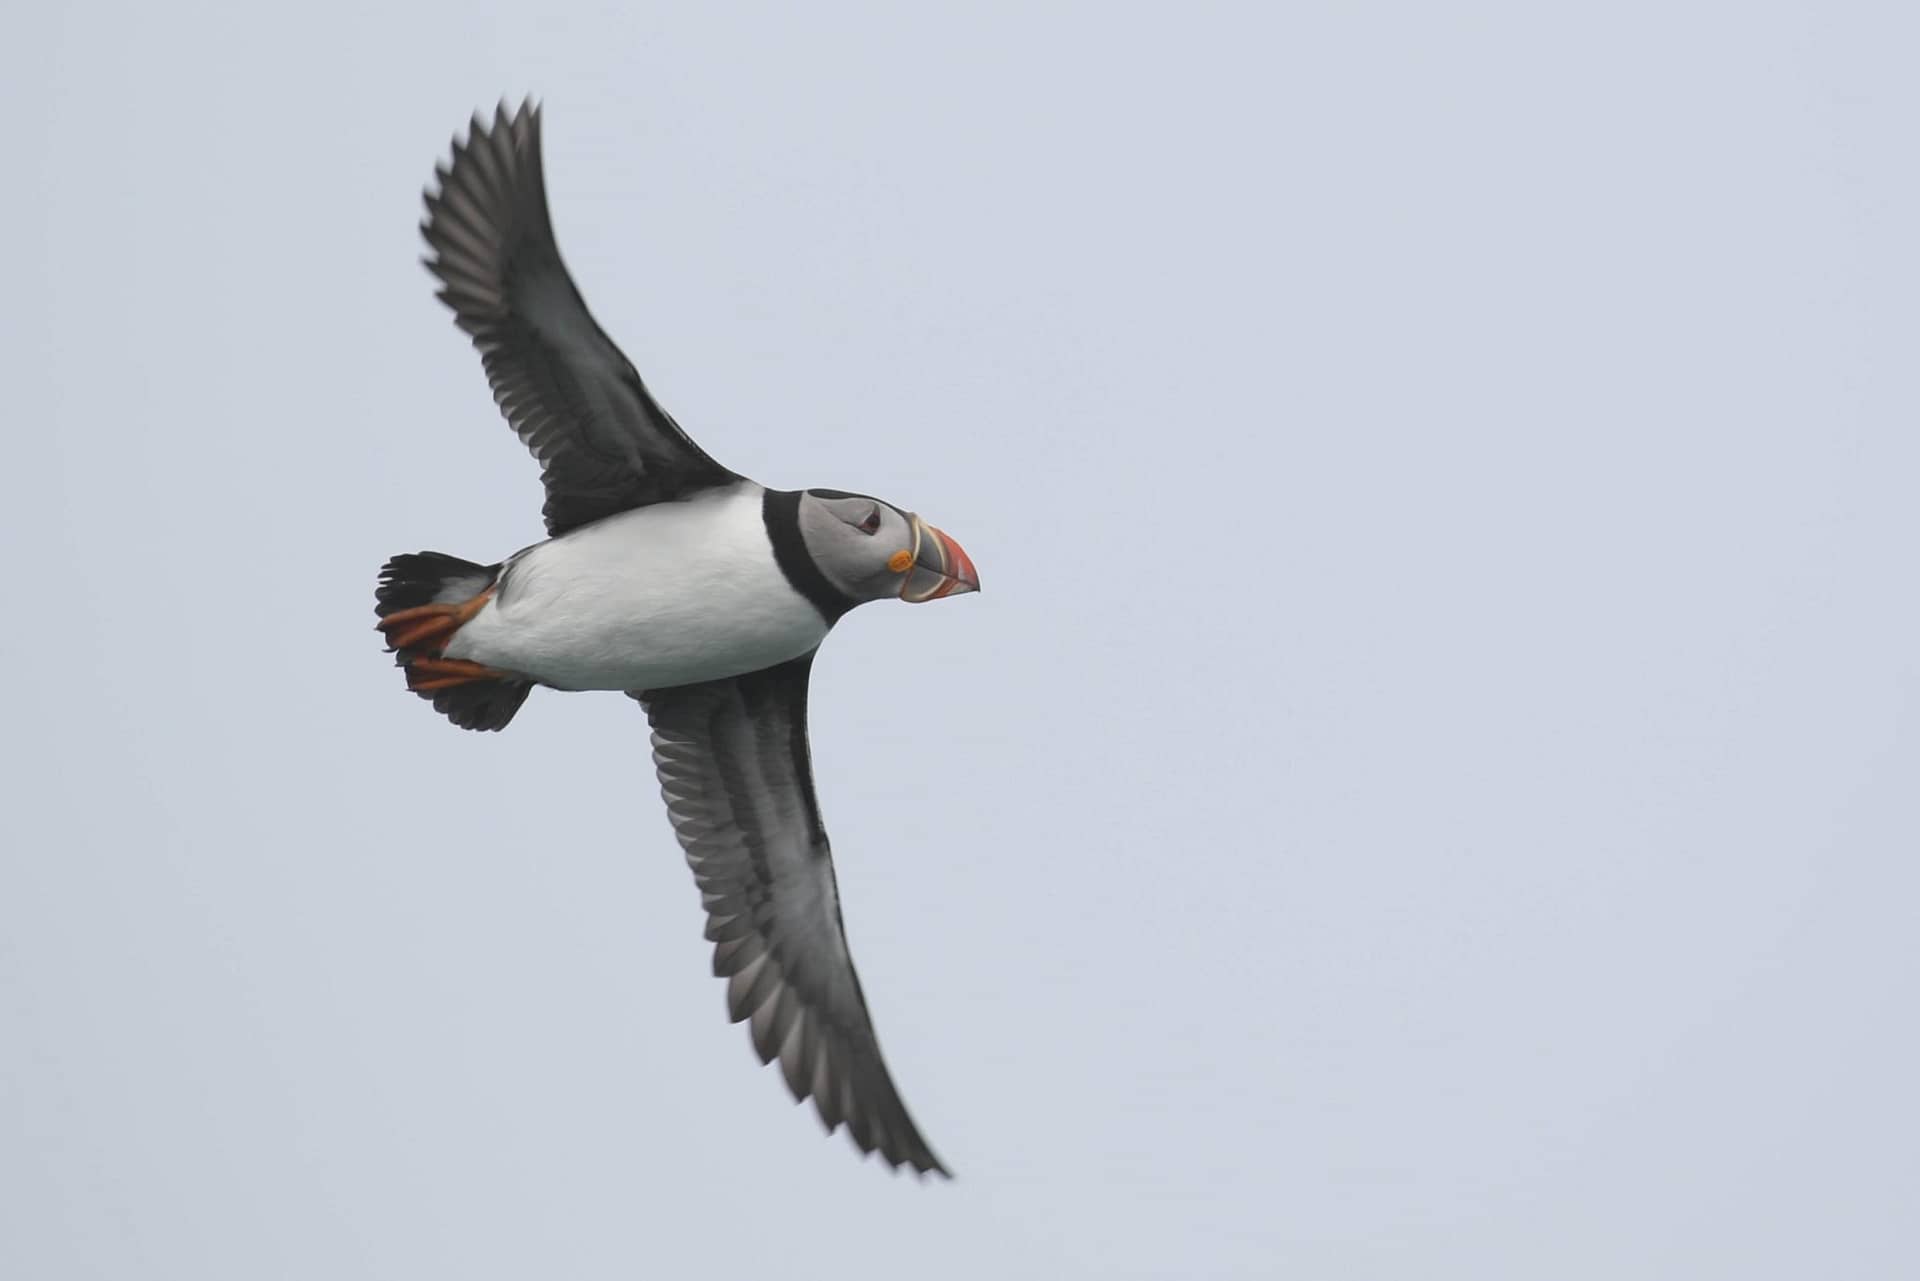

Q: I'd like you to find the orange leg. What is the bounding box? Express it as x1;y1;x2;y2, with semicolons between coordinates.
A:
378;586;518;692
376;587;496;654
405;655;512;691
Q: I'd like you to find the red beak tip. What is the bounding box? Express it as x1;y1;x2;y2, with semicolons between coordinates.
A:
944;534;980;593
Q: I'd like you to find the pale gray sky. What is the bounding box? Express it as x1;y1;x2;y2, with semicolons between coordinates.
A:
5;2;1917;1278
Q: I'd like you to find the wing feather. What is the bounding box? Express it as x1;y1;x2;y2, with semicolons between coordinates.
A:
422;102;737;534
637;656;950;1177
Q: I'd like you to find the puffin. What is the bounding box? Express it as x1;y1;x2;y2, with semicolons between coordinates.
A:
373;102;978;1178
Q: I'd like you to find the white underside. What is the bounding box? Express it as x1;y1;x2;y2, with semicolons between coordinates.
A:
444;483;829;691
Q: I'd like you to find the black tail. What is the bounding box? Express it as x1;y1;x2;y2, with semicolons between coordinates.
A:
375;552;532;732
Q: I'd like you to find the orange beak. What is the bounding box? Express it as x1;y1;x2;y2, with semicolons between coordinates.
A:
899;515;981;603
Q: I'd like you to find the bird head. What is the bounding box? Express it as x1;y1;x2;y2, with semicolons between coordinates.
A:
796;489;980;606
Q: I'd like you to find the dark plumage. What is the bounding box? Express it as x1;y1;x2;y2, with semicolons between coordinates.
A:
640;657;947;1175
421;102;737;534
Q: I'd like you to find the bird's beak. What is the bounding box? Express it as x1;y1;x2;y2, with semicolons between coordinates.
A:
899;514;980;603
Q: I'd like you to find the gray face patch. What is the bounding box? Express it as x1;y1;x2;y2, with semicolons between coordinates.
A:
796;490;919;603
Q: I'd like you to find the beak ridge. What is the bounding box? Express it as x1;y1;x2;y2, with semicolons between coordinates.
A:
900;517;980;602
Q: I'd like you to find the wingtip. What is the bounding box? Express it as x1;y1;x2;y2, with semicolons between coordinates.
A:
446;96;540;159
906;1147;955;1180
854;1129;952;1181
490;94;541;134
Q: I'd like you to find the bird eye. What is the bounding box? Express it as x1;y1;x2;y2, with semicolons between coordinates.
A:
859;508;882;535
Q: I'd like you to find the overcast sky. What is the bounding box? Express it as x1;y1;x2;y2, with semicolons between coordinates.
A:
5;3;1917;1278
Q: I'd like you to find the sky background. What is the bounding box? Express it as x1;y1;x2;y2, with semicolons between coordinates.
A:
4;2;1917;1277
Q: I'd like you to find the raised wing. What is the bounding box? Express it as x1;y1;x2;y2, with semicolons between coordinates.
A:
422;102;737;535
637;655;949;1176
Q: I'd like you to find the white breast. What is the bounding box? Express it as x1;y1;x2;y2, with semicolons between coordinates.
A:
445;483;830;692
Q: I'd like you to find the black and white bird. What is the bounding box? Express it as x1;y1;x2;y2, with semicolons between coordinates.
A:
374;102;978;1177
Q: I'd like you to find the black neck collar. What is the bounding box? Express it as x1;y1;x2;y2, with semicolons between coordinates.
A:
763;489;857;624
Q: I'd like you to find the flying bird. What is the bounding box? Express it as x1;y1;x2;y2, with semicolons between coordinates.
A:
373;102;978;1177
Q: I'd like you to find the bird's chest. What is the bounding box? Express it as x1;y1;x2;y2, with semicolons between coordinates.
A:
451;497;831;691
